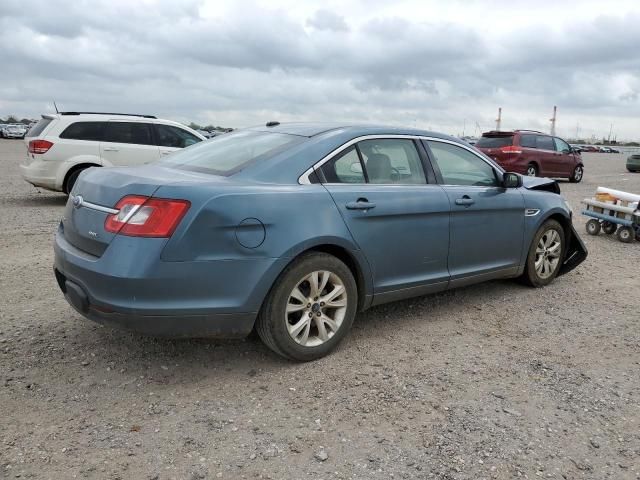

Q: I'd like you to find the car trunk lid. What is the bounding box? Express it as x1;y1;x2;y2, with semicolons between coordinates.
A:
61;165;223;257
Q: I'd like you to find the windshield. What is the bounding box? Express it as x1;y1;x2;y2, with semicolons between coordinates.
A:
158;130;304;175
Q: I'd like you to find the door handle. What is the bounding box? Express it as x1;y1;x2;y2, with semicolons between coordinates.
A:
455;196;475;207
160;151;172;156
346;200;376;210
103;147;119;152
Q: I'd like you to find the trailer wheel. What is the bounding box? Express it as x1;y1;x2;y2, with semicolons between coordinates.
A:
616;226;634;243
585;219;601;236
602;222;617;235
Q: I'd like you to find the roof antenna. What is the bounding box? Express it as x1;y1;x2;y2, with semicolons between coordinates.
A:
53;101;59;114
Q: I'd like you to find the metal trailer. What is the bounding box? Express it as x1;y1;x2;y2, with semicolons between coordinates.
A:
582;197;640;243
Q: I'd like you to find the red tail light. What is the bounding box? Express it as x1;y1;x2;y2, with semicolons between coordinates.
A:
500;145;522;154
28;139;54;154
104;195;190;237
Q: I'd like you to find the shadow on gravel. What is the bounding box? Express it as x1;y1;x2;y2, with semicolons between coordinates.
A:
58;278;526;382
4;194;67;207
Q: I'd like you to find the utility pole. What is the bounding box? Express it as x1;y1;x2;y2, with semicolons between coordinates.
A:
608;124;613;143
575;122;580;140
549;106;557;136
495;107;502;131
462;118;466;137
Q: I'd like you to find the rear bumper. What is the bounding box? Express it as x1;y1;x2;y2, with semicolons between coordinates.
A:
20;161;61;191
57;270;255;337
53;229;288;338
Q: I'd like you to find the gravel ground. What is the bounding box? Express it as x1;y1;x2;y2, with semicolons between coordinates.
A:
1;138;639;480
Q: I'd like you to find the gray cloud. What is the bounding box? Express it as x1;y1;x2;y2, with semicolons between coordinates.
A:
0;0;639;139
307;9;350;32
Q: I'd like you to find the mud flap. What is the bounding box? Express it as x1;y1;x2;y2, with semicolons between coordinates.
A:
558;224;588;276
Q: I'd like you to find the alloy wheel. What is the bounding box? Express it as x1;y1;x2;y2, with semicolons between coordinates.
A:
527;165;537;177
574;166;583;181
285;270;348;347
534;229;562;279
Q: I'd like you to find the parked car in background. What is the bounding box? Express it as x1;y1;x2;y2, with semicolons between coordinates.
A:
21;112;206;194
197;129;213;139
580;145;599;152
53;122;587;361
475;130;584;182
627;154;640;172
3;124;27;139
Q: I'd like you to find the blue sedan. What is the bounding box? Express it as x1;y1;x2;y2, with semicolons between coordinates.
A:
54;123;587;361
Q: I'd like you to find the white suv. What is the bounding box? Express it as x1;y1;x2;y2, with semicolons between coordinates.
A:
21;112;206;194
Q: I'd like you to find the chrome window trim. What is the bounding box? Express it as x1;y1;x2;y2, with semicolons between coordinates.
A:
298;135;504;185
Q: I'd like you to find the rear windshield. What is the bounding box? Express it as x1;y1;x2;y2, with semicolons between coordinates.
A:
26;117;54;137
476;135;513;148
158;130;304;175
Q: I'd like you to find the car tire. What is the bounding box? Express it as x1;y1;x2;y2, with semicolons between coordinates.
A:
526;164;538;177
256;252;357;361
585;219;601;236
521;219;565;287
602;222;617;235
63;168;84;195
569;165;584;183
616;226;634;243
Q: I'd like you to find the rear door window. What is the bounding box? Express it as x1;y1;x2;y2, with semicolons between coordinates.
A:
156;124;202;148
536;135;555;151
358;139;426;184
104;122;154;145
320;146;366;183
519;134;537;148
59;122;105;141
475;136;513;148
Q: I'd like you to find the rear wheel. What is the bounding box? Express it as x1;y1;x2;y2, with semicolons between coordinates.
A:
256;252;357;361
526;164;538;177
617;226;634;243
585;219;601;236
521;219;565;287
569;165;584;183
63;168;85;195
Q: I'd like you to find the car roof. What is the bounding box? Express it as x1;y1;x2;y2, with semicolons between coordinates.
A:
232;122;473;183
245;122;456;140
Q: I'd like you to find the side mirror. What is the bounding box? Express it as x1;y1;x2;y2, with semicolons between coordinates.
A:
502;172;522;188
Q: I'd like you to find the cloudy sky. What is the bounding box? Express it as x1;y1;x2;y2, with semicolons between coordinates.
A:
1;0;639;140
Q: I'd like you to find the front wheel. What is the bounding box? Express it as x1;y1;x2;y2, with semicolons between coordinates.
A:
569;165;584;183
256;252;357;361
521;219;565;287
585;219;601;236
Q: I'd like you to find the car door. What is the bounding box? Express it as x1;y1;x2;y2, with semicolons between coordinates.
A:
155;124;203;157
553;137;575;177
534;135;558;176
424;139;524;287
318;138;451;303
100;121;160;166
